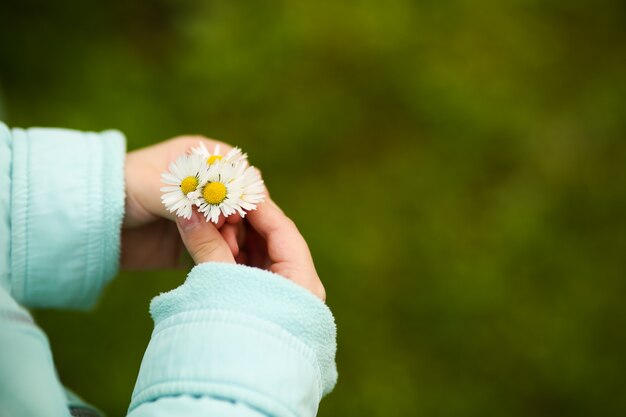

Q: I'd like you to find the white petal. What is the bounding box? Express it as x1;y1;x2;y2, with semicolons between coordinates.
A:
160;186;180;192
161;172;181;185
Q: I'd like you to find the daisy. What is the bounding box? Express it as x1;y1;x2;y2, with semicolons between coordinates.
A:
236;165;266;212
196;160;265;223
160;154;205;219
191;142;248;166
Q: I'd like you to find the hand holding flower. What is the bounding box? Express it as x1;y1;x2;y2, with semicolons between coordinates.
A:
176;197;326;301
121;136;234;269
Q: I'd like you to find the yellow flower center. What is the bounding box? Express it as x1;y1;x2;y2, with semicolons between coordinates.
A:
203;182;227;204
207;155;223;165
180;176;199;195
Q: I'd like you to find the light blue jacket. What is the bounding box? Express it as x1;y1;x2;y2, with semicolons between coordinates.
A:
0;123;337;417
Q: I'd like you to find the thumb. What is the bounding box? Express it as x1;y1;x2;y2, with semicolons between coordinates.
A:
176;208;235;264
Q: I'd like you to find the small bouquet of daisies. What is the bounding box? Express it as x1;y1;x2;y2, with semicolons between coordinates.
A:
161;142;265;223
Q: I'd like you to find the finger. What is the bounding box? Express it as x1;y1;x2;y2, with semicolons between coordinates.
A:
236;222;246;247
246;199;311;264
226;212;242;225
243;220;270;269
246;199;324;299
220;223;240;257
235;251;248;265
216;214;227;229
176;208;235;264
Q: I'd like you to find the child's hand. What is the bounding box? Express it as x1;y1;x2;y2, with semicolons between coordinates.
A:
176;197;326;301
122;136;325;301
121;136;234;269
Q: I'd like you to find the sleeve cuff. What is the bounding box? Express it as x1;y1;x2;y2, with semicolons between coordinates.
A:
130;263;338;417
10;127;126;309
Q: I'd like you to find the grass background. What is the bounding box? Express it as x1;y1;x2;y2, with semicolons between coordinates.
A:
1;0;626;415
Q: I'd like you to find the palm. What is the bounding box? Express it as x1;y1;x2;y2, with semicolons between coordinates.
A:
121;218;183;269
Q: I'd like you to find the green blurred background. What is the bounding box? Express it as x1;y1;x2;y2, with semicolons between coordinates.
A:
1;0;626;415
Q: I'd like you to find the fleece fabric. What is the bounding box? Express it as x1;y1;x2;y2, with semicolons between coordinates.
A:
130;263;337;417
0;122;126;309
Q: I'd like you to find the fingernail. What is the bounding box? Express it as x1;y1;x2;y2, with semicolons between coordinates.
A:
178;209;202;232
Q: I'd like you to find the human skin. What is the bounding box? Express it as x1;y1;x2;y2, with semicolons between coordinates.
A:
122;136;325;300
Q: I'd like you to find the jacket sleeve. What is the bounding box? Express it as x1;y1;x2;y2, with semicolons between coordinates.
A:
0;287;71;417
127;263;338;417
0;121;126;309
